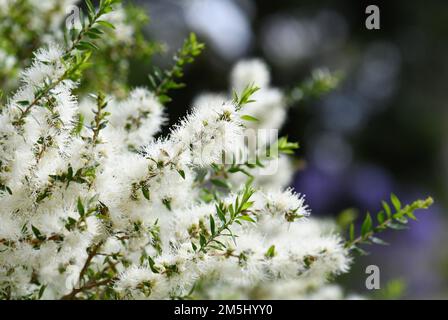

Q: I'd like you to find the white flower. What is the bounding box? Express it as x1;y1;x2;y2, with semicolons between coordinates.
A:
231;59;271;91
0;2;358;299
115;266;168;299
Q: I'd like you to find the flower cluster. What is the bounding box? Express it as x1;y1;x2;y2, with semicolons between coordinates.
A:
0;1;432;300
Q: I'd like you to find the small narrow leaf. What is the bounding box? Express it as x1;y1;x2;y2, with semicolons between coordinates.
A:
147;255;160;273
265;245;276;258
391;194;401;211
96;20;116;29
240;201;254;211
211;179;230;190
406;210;418;221
238;215;256;223
377;211;385;224
199;234;206;248
209;215;215;235
382;201;392;218
177;169;185;180
241;115;259;122
77;198;85;217
141;185;150;200
31;225;44;241
361;213;372;237
38;285;47;299
216;205;226;223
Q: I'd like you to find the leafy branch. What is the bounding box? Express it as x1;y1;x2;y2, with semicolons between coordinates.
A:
195;135;299;200
345;194;434;254
65;0;120;55
232;83;260;111
149;32;205;104
12;54;90;128
286;69;342;106
268;136;300;157
13;0;118;129
193;186;256;254
89;92;110;145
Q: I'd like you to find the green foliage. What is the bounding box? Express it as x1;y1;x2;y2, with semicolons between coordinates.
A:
336;208;358;231
345;194;434;254
149;33;205;104
66;0;121;55
192;186;256;254
374;279;407;299
89;92;110;145
0;0;162;100
0;1;436;301
80;2;164;96
265;245;276;259
35;165;97;203
233;84;260;110
267;136;300;158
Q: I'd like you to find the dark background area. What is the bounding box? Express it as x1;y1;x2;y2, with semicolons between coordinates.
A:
127;0;448;298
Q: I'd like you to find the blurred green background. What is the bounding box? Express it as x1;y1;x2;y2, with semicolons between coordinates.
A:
125;0;448;299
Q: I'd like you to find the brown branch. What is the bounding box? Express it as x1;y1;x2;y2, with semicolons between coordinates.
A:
61;277;114;300
60;241;110;300
78;241;103;284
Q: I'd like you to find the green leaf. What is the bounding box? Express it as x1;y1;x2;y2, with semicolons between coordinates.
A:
67;166;73;181
76;41;99;51
162;198;172;211
233;84;260;109
146;255;160;273
177;169;186;179
212;239;226;250
238;215;256;223
85;0;95;14
391;194;401;211
241;115;259;122
31;225;44;241
77;198;85;217
17;100;29;106
216;205;226;223
406;210;418;221
158;95;172;104
377;211;385;224
265;245;276;258
199;234;206;248
370;237;389;246
240;201;254;211
349;223;355;241
288;69;341;105
228;204;235;219
86;31;101;39
211;179;230;190
382;201;392;218
38;285;46;299
209;215;215;235
361;212;372;237
272;136;300;156
141;185;150;200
